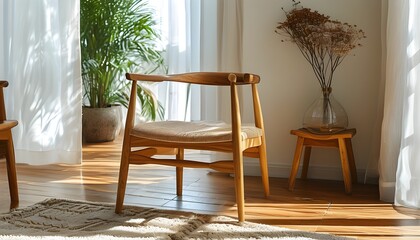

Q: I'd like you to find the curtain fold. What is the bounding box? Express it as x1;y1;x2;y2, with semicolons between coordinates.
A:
394;0;420;208
0;0;82;165
378;0;407;202
150;0;201;121
215;0;244;123
379;0;420;208
218;0;243;72
151;0;244;122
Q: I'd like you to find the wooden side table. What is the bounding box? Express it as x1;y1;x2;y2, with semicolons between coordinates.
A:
288;128;357;194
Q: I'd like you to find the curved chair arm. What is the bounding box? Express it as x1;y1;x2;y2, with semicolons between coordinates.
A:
126;72;260;86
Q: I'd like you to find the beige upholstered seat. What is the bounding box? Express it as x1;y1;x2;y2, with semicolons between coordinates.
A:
115;72;269;222
132;121;263;143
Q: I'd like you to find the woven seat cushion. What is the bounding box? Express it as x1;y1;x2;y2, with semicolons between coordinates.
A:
131;121;263;143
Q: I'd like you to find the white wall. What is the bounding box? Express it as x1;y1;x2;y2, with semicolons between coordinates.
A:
242;0;383;182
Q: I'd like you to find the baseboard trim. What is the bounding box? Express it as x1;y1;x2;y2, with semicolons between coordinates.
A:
243;160;371;183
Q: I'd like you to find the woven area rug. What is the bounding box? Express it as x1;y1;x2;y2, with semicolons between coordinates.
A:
0;198;349;240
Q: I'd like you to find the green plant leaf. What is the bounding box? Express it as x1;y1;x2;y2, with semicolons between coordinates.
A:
81;0;166;120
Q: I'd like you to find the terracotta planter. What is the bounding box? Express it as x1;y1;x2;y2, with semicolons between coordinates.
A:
82;105;122;142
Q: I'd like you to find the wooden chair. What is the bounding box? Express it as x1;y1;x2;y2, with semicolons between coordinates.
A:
115;72;269;222
0;81;19;209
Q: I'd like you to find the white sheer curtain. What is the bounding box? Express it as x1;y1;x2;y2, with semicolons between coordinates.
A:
379;0;420;208
149;0;201;121
0;0;82;165
215;0;244;123
150;0;244;122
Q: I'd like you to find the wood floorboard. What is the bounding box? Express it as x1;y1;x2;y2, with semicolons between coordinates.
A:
0;138;419;239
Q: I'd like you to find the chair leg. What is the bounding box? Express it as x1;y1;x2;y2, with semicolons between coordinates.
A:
258;142;270;197
233;149;245;222
176;148;184;196
5;136;18;209
115;145;131;214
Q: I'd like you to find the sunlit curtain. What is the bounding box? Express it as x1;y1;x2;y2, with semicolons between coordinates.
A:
216;0;244;123
0;0;82;165
379;0;420;208
150;0;244;122
149;0;200;121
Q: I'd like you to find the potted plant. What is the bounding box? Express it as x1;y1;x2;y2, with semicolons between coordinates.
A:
81;0;165;142
276;1;365;133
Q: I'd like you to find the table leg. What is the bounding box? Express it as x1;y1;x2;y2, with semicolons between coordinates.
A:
338;138;352;194
289;136;304;191
301;146;311;179
345;138;357;183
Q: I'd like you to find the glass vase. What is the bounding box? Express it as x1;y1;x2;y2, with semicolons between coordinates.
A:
303;87;348;134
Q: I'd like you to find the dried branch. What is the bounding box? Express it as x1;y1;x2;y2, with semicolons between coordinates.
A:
275;3;366;89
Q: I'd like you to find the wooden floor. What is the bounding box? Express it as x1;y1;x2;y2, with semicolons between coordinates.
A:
1;139;420;239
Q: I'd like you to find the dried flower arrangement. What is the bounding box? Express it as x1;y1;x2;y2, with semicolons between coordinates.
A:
276;1;366;90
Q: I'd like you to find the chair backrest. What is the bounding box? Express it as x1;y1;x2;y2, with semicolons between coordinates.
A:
124;72;265;134
125;72;260;86
0;81;9;122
